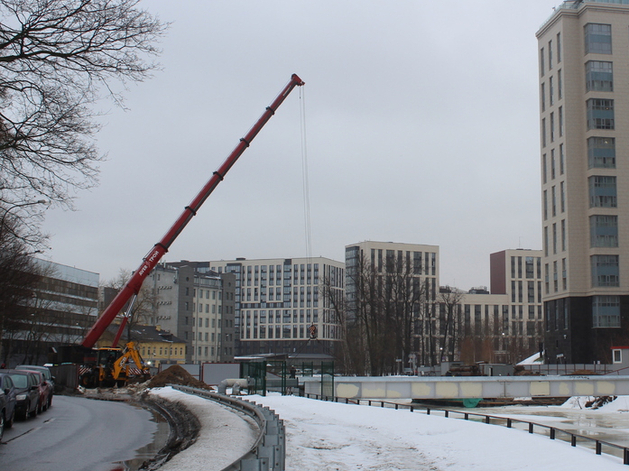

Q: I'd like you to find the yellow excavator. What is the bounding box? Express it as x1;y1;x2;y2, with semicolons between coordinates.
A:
78;341;150;388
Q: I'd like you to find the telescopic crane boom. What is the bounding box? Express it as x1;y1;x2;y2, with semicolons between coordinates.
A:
82;74;305;349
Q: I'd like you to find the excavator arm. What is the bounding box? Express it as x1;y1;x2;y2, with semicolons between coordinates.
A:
112;341;149;381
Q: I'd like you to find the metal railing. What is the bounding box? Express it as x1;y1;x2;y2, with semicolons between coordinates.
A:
304;393;629;466
172;385;285;471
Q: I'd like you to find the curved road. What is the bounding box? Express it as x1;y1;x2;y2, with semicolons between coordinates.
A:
0;395;159;471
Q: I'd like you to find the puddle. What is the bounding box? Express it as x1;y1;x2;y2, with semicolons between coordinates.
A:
109;404;171;471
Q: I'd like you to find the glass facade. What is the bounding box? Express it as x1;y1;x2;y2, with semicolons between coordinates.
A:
584;23;612;54
592;295;620;328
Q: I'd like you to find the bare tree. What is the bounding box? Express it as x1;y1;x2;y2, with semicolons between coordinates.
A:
0;0;167;238
437;286;464;363
321;274;354;374
344;250;428;376
0;212;41;364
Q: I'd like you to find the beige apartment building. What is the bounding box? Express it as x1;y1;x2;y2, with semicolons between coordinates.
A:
537;0;629;363
208;257;345;357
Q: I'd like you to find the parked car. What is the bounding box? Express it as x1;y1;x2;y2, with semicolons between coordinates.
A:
22;370;50;413
16;365;54;409
4;370;40;419
0;372;17;430
0;389;6;441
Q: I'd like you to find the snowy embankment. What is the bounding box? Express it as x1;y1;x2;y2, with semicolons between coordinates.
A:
148;387;258;471
151;386;628;470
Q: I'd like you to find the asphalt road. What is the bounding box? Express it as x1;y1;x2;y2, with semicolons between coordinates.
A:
0;395;159;471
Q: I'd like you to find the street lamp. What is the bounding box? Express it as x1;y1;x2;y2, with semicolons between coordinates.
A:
0;199;49;229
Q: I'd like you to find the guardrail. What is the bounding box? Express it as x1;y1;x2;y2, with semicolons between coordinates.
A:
304;392;629;466
172;385;286;471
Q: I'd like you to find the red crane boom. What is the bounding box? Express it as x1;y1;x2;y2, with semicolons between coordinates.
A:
82;74;305;349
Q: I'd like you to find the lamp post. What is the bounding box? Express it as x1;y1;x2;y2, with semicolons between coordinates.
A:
0;199;49;228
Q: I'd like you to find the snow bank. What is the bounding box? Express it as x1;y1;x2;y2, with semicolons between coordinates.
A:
517;351;543;365
562;394;629;412
149;387;258;471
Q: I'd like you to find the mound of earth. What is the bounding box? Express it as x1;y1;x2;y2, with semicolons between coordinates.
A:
147;364;210;389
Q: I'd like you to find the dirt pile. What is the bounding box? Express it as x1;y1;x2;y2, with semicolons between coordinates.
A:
147;364;210;389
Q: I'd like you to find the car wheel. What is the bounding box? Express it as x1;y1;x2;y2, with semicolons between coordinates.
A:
0;411;5;442
48;395;52;409
29;401;38;418
5;409;14;429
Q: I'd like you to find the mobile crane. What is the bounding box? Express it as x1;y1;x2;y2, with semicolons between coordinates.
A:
58;74;305;388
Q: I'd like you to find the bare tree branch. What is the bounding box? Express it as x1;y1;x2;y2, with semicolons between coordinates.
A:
0;0;167;243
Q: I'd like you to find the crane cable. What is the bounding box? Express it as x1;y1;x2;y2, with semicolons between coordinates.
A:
299;86;313;261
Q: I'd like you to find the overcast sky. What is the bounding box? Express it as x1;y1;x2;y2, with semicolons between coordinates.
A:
40;0;562;290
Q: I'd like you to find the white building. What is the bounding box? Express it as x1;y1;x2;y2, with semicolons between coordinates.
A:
208;257;344;357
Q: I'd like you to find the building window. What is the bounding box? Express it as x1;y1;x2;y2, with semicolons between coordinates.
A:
591;255;619;287
560;182;565;213
540;47;545;76
589;176;617;208
561;219;566;251
590;215;618;247
586;61;613;92
557;32;562;63
562;258;567;290
549;76;554;106
551;186;556;217
558;106;563;137
559;144;564;175
553;223;557;255
542;118;546;147
541;82;546;112
548;39;553;70
550;112;555;142
584;23;612;55
587;137;615;168
592;295;620;328
586;99;614;130
542;154;547;184
558;69;562;99
525;257;535;279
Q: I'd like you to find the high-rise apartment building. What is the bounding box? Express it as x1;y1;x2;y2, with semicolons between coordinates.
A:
537;0;629;363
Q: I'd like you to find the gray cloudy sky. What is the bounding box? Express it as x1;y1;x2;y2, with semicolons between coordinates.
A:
41;0;561;290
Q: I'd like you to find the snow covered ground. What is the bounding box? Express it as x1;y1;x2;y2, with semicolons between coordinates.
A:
151;387;629;470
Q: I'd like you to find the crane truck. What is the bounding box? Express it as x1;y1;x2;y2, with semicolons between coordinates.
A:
55;74;305;388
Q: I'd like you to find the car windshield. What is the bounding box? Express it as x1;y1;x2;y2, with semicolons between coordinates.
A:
18;366;51;380
9;374;28;388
